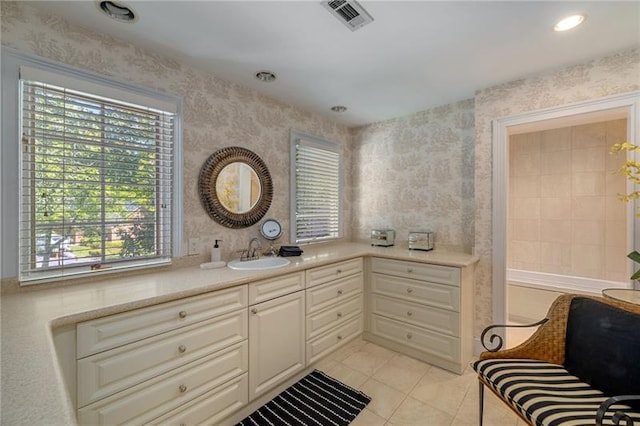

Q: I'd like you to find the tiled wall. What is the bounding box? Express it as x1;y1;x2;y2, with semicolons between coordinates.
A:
508;119;628;282
474;48;640;334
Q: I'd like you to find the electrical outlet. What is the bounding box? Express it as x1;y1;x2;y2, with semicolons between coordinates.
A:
188;238;200;255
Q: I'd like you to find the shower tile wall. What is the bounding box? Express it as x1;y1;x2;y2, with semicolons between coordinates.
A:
508;119;628;282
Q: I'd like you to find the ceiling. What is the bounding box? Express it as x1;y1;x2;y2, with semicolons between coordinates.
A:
28;1;640;127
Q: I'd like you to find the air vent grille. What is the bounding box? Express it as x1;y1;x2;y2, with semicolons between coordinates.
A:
322;0;374;31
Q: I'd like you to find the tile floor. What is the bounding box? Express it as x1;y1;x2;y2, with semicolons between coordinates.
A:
315;338;528;426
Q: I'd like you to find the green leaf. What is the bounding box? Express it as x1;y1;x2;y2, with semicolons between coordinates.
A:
628;250;640;263
631;269;640;280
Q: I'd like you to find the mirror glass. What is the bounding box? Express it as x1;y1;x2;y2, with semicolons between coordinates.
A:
198;146;273;229
215;162;261;214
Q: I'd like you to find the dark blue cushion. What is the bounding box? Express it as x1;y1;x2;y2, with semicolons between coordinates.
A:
564;297;640;401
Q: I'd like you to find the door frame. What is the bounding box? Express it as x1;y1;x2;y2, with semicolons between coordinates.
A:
491;91;640;326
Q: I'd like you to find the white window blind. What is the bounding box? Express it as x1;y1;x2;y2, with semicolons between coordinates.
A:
19;75;175;282
291;131;343;243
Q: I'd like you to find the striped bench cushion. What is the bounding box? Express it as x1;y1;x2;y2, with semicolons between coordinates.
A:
473;359;640;426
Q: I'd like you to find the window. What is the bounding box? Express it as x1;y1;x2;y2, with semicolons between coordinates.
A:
290;130;343;243
15;62;180;283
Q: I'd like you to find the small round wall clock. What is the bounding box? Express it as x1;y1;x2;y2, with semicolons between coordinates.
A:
260;218;283;240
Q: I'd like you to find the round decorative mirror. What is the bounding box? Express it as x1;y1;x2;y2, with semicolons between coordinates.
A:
198;147;273;228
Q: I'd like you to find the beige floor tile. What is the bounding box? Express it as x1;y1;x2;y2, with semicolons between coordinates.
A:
360;378;406;419
371;355;429;393
314;356;338;373
342;348;392;376
456;388;518;426
388;396;454;425
409;377;468;417
350;408;386;426
328;337;368;362
421;364;475;392
359;342;397;360
325;363;369;390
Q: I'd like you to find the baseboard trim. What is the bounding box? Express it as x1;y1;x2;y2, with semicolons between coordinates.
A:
507;269;627;294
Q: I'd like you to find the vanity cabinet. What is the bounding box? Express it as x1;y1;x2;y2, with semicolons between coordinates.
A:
365;257;474;374
76;286;249;425
248;273;306;400
305;258;364;364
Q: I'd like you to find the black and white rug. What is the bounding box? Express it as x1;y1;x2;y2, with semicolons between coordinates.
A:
236;370;371;426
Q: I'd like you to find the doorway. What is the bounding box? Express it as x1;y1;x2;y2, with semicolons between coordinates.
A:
492;92;640;345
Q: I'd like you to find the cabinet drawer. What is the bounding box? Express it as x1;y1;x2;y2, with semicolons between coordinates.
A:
370;315;459;363
77;285;248;358
306;274;363;314
306;293;363;340
78;309;248;407
371;273;460;311
149;373;248;426
77;341;248;426
371;257;460;286
306;258;363;288
249;272;304;305
371;294;459;337
306;315;362;365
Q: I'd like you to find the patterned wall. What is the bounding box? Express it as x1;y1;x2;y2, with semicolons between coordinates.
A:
0;1;353;264
474;49;640;334
3;2;639;338
351;99;475;252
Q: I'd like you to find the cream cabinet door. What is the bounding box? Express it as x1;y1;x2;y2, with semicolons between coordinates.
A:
249;290;305;400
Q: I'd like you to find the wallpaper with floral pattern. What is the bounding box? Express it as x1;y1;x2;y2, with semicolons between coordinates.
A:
2;1;639;336
473;48;640;334
351;99;475;253
0;1;352;265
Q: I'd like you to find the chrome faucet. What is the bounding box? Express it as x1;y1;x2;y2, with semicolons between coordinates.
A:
247;237;262;260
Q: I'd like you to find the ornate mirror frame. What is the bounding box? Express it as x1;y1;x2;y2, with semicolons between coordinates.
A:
198;146;273;228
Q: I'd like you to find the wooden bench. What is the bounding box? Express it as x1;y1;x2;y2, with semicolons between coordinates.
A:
473;294;640;426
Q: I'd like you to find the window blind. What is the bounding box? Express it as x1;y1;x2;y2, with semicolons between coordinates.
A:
19;78;175;282
292;136;342;243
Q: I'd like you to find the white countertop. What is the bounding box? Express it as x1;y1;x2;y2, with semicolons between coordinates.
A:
0;242;478;425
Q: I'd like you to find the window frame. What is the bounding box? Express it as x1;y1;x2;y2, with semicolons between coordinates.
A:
1;48;183;284
289;129;344;244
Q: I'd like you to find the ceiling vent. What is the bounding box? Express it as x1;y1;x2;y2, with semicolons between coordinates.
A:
322;0;374;31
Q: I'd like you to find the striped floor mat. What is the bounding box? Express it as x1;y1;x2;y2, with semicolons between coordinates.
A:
236;370;371;426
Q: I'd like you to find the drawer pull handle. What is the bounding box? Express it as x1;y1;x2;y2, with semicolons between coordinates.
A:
406;333;413;340
179;384;188;393
337;312;343;318
178;310;187;319
337;289;343;295
406;288;413;293
407;311;413;317
178;345;187;353
337;335;343;340
407;268;413;273
251;308;258;314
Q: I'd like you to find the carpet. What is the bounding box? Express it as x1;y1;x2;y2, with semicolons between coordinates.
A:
236;370;372;426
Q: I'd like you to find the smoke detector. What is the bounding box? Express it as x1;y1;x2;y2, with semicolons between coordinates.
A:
322;0;374;31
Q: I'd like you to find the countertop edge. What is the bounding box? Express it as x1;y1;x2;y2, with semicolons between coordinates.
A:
1;242;478;426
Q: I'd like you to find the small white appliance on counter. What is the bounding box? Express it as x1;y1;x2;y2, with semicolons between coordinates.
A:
371;229;395;247
408;231;434;251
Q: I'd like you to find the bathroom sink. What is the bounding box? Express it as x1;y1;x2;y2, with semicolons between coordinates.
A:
227;256;291;271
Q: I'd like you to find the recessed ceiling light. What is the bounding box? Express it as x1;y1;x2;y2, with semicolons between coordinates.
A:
554;14;586;32
330;106;347;113
97;1;136;22
255;71;277;82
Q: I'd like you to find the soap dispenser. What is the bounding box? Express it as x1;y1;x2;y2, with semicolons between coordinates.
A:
199;239;226;269
211;239;221;263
